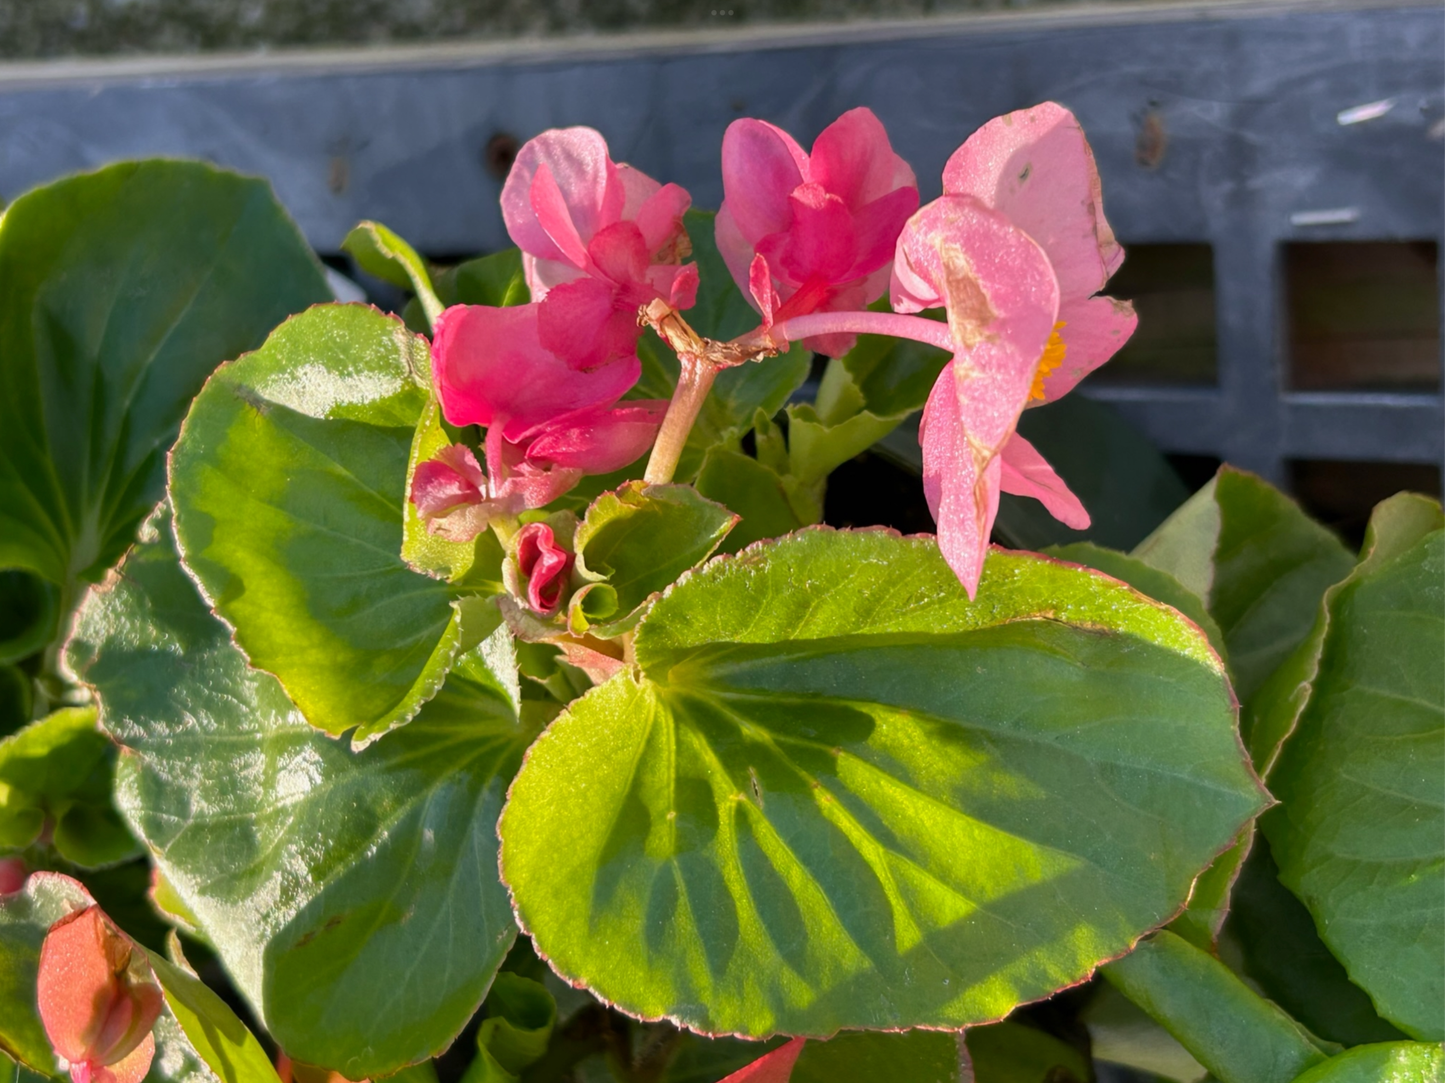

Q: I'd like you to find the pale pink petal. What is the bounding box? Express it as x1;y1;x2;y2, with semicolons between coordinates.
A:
810;107;916;209
536;278;641;371
1040;294;1138;400
494;465;584;513
633;182;692;256
720;118;808;242
524;402;668;472
847;184;920;281
615;162;662;221
94;1031;155;1083
943;102;1121;301
720;1038;807;1083
999;432;1090;529
502;127;617;258
529;163;591;270
921;363;1002;597
779;183;857;283
521;252;581;302
432;304;640;435
714;203;758;304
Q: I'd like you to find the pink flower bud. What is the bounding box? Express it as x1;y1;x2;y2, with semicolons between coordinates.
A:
716;108;918;355
0;855;27;895
38;906;163;1083
513;523;575;617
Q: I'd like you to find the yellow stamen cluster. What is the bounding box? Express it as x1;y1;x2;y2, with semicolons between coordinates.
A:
1030;322;1067;402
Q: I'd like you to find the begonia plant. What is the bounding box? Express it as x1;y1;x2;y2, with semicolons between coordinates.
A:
0;102;1439;1083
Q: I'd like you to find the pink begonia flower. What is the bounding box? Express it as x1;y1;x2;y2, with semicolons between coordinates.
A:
413;303;666;540
501;127;698;369
893;103;1135;595
716;108;918;356
0;855;26;895
513;523;575;616
719;1038;806;1082
38;905;163;1083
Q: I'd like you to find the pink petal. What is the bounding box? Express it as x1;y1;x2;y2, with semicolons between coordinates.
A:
502;127;618;259
847;184;920;282
778;182;857;283
410;445;486;518
1039;294;1138;400
431;304;640;435
633;181;693;256
587;221;652;290
89;1030;155;1083
521;252;581;303
748;254;778;324
615;162;662;221
999;432;1090;529
515;523;575;616
660;262;700;310
536;279;642;372
921;363;1003;597
493;465;584;514
942;102;1122;301
719;1038;807;1083
720;118;808;243
714;203;758;304
529;163;591;270
809;107;916;209
524;401;668;473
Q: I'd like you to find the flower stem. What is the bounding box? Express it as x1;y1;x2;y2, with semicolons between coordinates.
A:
767;310;956;353
644;353;717;484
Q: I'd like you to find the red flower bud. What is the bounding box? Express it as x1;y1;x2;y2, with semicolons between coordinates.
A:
37;906;163;1083
0;855;27;895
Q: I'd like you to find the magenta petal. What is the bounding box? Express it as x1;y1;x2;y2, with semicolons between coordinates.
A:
1042;294;1138;400
719;1038;807;1083
514;522;575;616
943;102;1121;302
633;181;693;255
663;262;700;310
432;303;639;434
526;401;668;473
780;183;857;283
587;221;652;288
537;278;641;371
810;106;916;209
502;127;617;259
530;163;591;270
748;254;778;324
720;118;808;242
848;184;920;281
921;362;1001;598
999;432;1090;529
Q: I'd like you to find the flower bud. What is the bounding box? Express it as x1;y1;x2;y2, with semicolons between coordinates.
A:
38;905;163;1083
0;855;26;895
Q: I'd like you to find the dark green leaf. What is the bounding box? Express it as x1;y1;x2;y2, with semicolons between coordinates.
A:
1286;1042;1444;1083
66;513;531;1079
1225;838;1405;1047
0;666;32;739
570;483;737;634
0;160;328;590
145;948;282;1083
168;303;484;746
0;571;58;666
1261;496;1444;1040
681;210;760;344
467;973;555;1081
443;250;530;309
1103;931;1333;1083
966;1021;1089;1083
693;448;807;554
501;530;1264;1037
792;1031;959;1083
0;871;92;1073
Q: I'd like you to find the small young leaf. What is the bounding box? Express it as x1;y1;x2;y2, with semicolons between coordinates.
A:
501;530;1264;1038
342;220;442;326
1103;931;1334;1083
144;948;283;1083
470;973;556;1079
1084;982;1207;1083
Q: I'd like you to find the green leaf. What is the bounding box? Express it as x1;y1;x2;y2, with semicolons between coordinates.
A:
1260;496;1444;1040
1286;1043;1444;1083
0;707;139;867
0;159;329;591
145;1013;222;1083
693;449;807;554
2;1052;50;1083
442;249;530;309
465;972;556;1082
342;220;442;326
792;1031;960;1083
569;483;737;634
144;948;283;1083
1133;467;1354;714
0;871;92;1074
0;666;32;740
783;404;902;489
1085;982;1207;1083
168;303;482;746
500;530;1264;1037
823;317;949;423
681;210;762;343
965;1021;1089;1083
0;571;58;666
1103;931;1333;1083
66;513;531;1079
1225;837;1405;1047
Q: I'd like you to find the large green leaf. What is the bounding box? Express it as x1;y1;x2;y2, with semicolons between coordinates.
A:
791;1031;959;1083
694;449;807;555
0;871;92;1073
1287;1043;1444;1083
1133;468;1354;716
1260;496;1444;1040
0;160;328;591
1225;838;1404;1047
500;530;1264;1037
168;302;477;746
66;514;530;1079
1103;931;1333;1083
